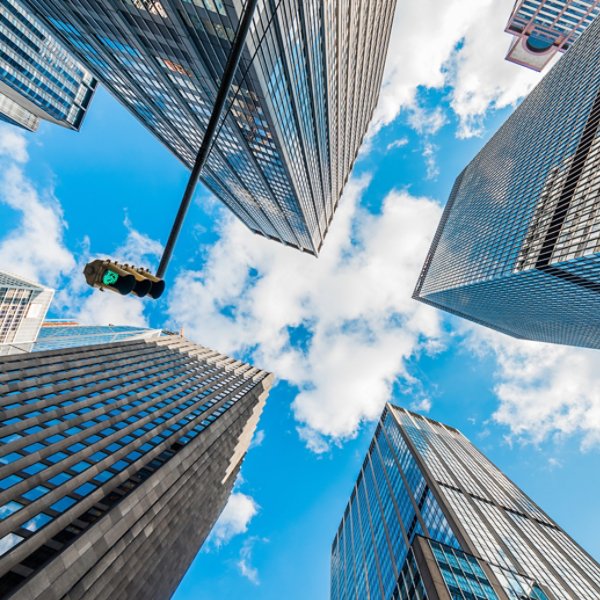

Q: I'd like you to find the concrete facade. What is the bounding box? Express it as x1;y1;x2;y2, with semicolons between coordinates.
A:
0;332;273;599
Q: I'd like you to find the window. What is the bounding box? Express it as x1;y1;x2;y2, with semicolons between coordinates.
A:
0;475;22;490
48;473;71;486
71;461;91;473
50;496;76;513
23;463;45;476
74;482;96;497
0;533;23;556
22;512;52;532
0;501;23;519
23;486;50;501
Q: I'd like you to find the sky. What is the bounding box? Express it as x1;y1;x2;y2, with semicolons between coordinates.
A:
1;1;599;598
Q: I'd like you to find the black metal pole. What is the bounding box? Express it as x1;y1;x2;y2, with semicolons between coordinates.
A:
156;0;259;279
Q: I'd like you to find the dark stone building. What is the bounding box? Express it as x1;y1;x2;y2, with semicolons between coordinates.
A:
0;328;273;599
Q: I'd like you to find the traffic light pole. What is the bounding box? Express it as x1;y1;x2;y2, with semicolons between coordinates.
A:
156;0;259;280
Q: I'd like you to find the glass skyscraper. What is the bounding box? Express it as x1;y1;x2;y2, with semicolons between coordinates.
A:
504;0;600;71
0;272;53;356
21;0;396;254
0;0;96;132
331;404;600;600
0;326;273;599
414;14;600;349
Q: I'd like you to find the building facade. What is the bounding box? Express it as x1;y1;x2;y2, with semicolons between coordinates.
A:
0;328;273;599
414;15;600;349
0;272;53;356
331;404;600;600
21;0;396;254
0;0;96;131
504;0;600;71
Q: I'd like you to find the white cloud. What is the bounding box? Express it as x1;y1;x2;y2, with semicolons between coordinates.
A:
408;106;447;136
386;137;409;151
0;127;75;286
209;492;259;547
410;397;432;413
249;429;265;450
0;127;27;163
236;537;267;585
422;142;439;180
118;215;163;268
448;0;551;138
168;177;443;451
466;326;600;450
372;0;547;139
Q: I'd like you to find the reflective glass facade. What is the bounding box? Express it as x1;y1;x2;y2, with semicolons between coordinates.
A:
331;404;600;600
21;0;396;254
0;272;53;356
505;0;600;70
414;16;600;349
0;329;273;599
34;323;163;352
0;0;96;131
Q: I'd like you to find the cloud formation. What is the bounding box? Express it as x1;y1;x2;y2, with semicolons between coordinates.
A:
209;492;259;548
372;0;545;139
236;536;267;585
0;126;75;285
0;125;156;328
466;327;600;450
168;178;443;452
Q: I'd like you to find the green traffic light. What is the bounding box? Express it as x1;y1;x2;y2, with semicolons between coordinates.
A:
102;269;119;286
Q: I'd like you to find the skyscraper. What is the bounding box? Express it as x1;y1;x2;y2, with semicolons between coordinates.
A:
0;327;273;599
0;0;96;132
414;14;600;349
504;0;600;71
0;272;53;356
331;404;600;600
20;0;396;254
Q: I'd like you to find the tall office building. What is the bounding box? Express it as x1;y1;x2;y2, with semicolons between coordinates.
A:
331;404;600;600
0;327;273;599
0;272;53;356
0;0;96;132
414;14;600;349
504;0;600;71
21;0;396;255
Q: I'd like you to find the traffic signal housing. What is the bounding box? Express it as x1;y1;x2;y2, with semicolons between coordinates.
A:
83;259;165;299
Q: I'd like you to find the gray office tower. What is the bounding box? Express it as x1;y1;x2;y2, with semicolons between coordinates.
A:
331;404;600;600
0;0;96;132
414;13;600;348
20;0;396;255
0;326;273;599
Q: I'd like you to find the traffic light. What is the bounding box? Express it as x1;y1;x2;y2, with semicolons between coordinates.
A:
83;260;165;299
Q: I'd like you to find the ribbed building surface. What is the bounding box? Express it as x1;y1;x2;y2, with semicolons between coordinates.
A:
505;0;600;70
414;15;600;349
0;272;53;356
21;0;396;254
0;0;96;131
0;329;273;599
331;404;600;600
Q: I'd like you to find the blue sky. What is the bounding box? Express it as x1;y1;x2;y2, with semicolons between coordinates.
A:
0;1;599;598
